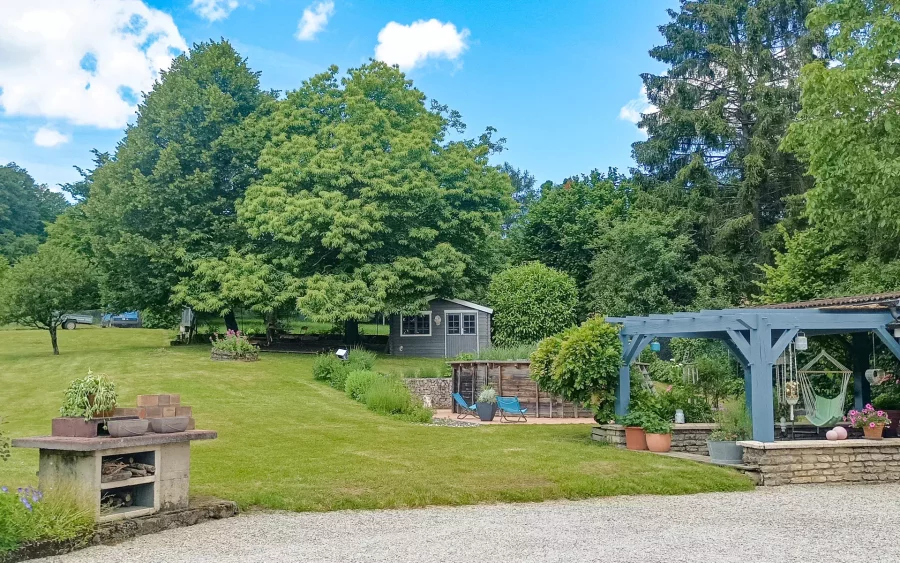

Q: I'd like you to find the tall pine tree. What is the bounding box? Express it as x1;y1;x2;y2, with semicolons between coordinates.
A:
633;0;821;298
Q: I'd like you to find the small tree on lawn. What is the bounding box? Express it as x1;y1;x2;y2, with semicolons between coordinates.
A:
489;262;578;346
0;245;97;355
530;316;622;419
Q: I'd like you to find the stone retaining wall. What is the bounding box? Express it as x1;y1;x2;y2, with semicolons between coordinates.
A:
592;423;718;455
404;378;452;409
740;438;900;486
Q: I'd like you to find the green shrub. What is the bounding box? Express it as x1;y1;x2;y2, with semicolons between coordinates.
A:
489;262;578;346
640;414;672;435
709;398;752;441
530;316;622;410
397;405;435;423
637;383;714;423
345;370;381;402
313;354;343;382
365;377;416;415
0;485;94;553
314;349;378;390
477;387;497;404
140;307;180;330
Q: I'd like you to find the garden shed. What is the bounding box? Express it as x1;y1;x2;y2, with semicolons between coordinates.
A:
388;297;492;358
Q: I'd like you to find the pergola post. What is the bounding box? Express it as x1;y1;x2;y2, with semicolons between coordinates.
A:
616;333;654;416
748;321;775;442
852;333;872;411
615;365;630;416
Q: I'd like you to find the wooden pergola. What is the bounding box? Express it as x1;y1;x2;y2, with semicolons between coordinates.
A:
607;293;900;442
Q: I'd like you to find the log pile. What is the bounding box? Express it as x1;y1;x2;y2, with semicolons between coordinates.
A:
101;456;156;483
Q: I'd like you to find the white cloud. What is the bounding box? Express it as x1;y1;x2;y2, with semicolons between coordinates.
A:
0;1;187;129
296;1;334;41
619;86;656;126
374;19;469;71
191;0;239;22
33;127;70;147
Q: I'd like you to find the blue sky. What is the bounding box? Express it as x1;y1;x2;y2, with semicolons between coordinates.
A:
0;0;676;191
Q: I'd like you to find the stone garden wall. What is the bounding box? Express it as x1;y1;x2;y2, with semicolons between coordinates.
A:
404;378;452;409
592;423;718;455
740;439;900;486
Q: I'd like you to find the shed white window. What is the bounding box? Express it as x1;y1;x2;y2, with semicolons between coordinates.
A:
401;312;431;336
462;313;476;335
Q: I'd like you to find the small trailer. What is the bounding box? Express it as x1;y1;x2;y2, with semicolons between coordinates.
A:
60;313;94;330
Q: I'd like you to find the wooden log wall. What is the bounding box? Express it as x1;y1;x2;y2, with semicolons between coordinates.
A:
449;361;594;418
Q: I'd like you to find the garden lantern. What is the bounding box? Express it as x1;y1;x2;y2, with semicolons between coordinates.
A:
650;342;661;352
336;348;349;361
794;333;808;351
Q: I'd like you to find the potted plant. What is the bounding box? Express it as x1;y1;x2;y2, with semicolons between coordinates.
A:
641;415;673;453
846;404;891;440
620;411;653;451
54;371;119;437
475;387;498;422
60;371;118;420
707;398;751;464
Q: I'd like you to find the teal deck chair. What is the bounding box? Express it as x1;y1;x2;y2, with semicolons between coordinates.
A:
497;396;528;423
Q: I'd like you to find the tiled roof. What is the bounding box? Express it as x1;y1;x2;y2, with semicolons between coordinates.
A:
754;292;900;310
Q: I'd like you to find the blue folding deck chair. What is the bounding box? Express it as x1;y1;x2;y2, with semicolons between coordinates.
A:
497;396;528;423
452;392;478;420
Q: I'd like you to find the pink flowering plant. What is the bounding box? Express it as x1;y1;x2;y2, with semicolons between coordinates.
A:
210;329;259;359
845;404;891;430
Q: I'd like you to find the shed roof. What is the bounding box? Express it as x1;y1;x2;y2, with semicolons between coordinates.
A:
425;296;493;314
753;292;900;311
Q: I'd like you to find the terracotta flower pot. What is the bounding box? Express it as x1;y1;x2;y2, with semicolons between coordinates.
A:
646;433;672;453
863;423;885;440
624;426;648;451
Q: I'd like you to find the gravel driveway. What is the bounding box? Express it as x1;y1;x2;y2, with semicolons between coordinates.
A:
36;485;900;563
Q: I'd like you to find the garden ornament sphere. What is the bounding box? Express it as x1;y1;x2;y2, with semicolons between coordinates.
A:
834;426;848;440
826;430;838;441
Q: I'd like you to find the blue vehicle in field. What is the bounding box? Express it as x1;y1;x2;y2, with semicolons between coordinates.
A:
101;311;142;328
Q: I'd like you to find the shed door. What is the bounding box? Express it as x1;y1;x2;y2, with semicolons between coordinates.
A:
445;311;478;357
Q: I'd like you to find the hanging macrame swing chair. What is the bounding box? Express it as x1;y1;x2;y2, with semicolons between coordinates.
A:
797;350;852;428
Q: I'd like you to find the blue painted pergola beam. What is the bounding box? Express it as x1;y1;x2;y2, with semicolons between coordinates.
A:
608;309;900;443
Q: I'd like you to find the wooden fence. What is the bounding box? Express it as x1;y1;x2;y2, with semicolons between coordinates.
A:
449;361;594;418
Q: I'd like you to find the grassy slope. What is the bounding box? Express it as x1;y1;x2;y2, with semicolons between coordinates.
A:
0;329;753;511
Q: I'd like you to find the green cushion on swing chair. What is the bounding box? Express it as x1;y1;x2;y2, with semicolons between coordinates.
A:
805;394;845;427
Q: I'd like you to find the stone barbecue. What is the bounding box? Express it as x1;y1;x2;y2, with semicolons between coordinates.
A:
13;430;216;523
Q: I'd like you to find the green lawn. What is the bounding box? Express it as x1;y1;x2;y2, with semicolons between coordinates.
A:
0;329;753;511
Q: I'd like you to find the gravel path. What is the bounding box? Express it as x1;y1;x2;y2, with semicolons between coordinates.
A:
36;485;900;563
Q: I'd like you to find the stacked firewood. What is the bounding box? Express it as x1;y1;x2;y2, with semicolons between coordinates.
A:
101;490;134;509
101;457;156;483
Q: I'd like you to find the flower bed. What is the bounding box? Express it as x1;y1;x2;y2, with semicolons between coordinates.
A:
210;330;259;361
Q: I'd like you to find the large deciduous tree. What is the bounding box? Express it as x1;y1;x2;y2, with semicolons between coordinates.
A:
510;170;629;291
82;41;271;329
0;245;98;355
633;0;820;298
181;62;514;333
0;163;69;263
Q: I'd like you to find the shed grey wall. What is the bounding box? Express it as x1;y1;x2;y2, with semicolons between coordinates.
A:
388;298;491;358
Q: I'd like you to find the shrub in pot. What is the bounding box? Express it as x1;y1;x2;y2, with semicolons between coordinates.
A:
872;387;900;437
476;387;498;421
619;411;655;451
60;371;118;420
707;398;751;464
641;416;673;453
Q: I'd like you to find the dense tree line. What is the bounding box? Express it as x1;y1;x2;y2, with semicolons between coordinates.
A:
5;1;899;352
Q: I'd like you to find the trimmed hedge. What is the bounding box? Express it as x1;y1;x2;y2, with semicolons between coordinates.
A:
488;262;578;346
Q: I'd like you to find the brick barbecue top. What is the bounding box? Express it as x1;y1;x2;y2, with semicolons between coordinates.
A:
12;430;217;451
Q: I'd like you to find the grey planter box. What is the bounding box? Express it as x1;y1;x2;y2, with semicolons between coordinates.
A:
707;440;744;464
476;403;497;422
